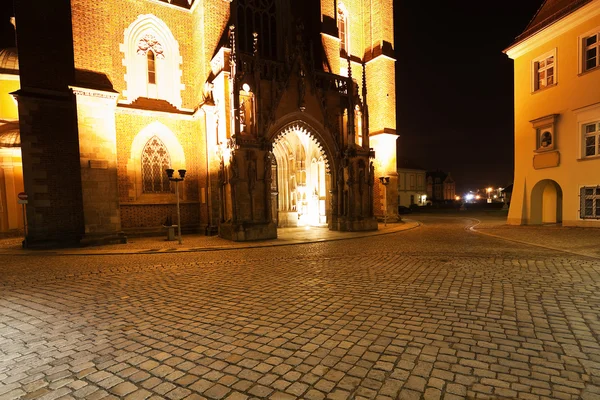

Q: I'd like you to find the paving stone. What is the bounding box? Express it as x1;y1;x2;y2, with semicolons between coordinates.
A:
2;217;600;400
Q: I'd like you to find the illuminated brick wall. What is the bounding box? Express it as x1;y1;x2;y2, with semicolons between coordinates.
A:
70;0;197;108
115;112;206;229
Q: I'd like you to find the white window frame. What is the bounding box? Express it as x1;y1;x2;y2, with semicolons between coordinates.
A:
578;26;600;74
338;3;349;56
579;186;600;220
531;49;557;92
575;102;600;160
583;121;600;158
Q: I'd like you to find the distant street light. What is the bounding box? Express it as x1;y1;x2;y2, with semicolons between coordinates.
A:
166;168;186;245
379;176;390;226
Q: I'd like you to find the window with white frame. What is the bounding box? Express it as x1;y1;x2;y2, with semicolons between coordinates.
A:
147;50;156;85
338;5;349;55
582;31;599;72
532;50;556;92
580;186;600;219
583;121;600;157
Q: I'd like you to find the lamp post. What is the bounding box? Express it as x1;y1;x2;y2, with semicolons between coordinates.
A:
166;168;186;244
379;176;390;226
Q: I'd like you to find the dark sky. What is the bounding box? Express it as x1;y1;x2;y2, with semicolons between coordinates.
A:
0;1;545;193
394;0;544;193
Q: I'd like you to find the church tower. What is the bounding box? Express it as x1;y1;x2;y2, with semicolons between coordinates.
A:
8;0;398;245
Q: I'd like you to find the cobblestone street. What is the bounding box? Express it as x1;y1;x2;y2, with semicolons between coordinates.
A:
2;216;600;400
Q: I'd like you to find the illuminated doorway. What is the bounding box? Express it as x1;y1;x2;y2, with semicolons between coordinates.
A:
272;126;329;227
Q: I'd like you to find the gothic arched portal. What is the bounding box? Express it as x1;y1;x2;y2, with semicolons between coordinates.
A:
272;124;330;228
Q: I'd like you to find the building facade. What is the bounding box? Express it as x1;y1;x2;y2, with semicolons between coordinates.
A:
426;170;455;203
397;160;427;207
0;45;23;236
505;0;600;226
3;0;398;245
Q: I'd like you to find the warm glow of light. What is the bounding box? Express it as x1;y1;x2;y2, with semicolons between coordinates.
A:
475;195;481;200
487;187;493;192
455;196;460;201
370;133;398;175
493;195;497;199
242;83;251;93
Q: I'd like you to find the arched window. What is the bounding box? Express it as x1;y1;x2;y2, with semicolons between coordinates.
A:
121;15;184;107
142;136;171;193
147;50;156;85
338;5;349;55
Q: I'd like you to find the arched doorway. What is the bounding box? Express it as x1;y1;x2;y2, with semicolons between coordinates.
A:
272;125;330;227
530;179;563;224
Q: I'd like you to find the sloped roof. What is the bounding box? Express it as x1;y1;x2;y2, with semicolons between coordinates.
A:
119;97;193;115
514;0;594;43
0;47;19;75
0;121;20;148
397;159;425;171
156;0;195;9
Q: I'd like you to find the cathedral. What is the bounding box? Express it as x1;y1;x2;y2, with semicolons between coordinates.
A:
0;0;398;246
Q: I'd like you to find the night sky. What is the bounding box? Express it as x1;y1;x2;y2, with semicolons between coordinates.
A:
1;1;546;193
394;0;545;193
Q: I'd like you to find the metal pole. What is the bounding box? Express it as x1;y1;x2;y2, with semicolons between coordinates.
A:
176;181;182;244
22;203;27;243
384;184;387;227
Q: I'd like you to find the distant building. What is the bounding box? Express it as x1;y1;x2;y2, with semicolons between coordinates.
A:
397;160;427;207
426;171;455;202
505;0;600;226
501;184;513;205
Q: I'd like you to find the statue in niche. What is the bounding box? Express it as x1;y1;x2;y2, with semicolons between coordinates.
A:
239;98;246;134
230;153;239;180
298;68;306;111
347;163;354;185
369;162;375;186
264;152;272;183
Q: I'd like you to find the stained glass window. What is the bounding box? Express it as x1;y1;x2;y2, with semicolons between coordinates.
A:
142;136;171;193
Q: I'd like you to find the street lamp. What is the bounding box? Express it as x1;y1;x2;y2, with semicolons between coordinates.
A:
379;176;390;226
166;168;186;244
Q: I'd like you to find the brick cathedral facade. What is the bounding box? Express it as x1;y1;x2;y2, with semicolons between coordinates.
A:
1;0;397;246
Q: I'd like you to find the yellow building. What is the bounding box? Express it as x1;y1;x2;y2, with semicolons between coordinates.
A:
505;0;600;226
4;0;397;246
0;46;24;236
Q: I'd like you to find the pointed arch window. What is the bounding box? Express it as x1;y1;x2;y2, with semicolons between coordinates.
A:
142;136;171;193
237;0;279;59
338;5;349;55
147;50;156;84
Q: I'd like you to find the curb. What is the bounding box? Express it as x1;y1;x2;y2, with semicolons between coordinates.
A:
467;218;600;260
0;221;422;257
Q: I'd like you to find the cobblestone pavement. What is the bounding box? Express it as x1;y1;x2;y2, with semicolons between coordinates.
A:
2;216;600;400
